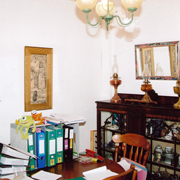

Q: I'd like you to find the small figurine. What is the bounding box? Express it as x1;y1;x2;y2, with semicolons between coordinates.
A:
16;115;36;139
31;110;44;125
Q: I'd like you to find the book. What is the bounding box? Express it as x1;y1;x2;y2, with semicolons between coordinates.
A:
0;155;29;166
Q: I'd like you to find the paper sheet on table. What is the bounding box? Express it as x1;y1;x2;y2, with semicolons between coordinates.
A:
82;166;118;180
31;170;62;180
118;159;131;171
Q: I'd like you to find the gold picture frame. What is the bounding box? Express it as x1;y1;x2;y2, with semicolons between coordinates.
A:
141;47;155;76
169;45;177;77
24;46;53;112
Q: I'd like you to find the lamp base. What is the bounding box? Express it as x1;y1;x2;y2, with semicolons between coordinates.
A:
173;96;180;109
110;73;122;104
141;80;154;104
110;93;122;103
141;92;153;103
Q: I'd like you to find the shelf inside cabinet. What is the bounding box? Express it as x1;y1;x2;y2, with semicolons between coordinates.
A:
146;136;180;144
147;160;180;171
101;126;126;134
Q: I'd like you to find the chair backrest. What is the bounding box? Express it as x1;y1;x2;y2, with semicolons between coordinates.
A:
112;133;151;166
103;164;137;180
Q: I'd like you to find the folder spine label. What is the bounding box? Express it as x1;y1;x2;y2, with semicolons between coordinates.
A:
57;137;63;152
65;139;68;150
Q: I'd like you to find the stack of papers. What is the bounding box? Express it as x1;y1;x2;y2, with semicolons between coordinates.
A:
0;142;37;179
83;166;118;180
48;113;86;125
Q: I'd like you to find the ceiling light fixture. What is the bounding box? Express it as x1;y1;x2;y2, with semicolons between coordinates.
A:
75;0;143;30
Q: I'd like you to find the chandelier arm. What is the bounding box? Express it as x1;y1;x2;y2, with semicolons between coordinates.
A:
114;17;124;27
85;12;103;27
113;12;134;26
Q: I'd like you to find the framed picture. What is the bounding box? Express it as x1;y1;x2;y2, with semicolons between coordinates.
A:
141;47;155;76
169;45;177;77
24;46;53;112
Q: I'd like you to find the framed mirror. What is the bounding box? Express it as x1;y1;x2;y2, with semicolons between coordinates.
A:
135;41;180;80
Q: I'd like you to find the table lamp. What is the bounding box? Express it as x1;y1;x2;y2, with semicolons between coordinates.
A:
110;55;121;103
141;64;153;103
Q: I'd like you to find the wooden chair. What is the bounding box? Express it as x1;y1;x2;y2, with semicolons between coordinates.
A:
103;164;137;180
112;133;151;166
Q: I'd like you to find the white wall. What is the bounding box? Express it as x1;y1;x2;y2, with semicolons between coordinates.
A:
110;0;180;97
0;0;103;151
0;0;180;152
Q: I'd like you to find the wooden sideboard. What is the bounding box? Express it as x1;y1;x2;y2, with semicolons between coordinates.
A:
96;93;180;176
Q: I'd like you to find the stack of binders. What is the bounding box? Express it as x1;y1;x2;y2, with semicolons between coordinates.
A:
0;142;35;179
10;122;67;170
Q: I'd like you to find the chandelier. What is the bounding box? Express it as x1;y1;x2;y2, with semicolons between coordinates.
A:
75;0;143;31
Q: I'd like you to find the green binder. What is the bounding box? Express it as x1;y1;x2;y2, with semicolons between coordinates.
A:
47;125;64;164
45;128;56;167
27;129;36;171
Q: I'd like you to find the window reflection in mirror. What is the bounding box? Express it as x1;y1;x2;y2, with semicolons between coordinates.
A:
135;41;180;80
